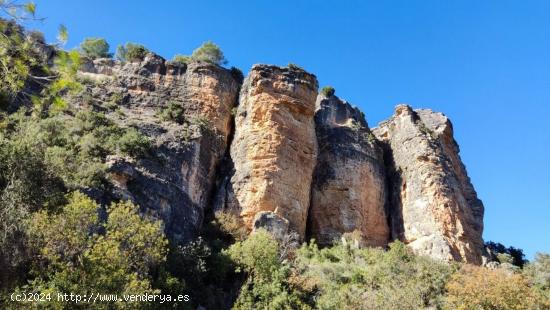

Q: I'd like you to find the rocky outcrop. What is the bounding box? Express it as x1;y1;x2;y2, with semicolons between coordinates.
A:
373;105;484;264
77;54;240;242
308;95;389;247
77;56;486;263
217;64;318;238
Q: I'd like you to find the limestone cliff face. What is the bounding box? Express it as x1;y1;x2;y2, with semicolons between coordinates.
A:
373;105;484;264
78;54;240;242
75;56;485;263
217;64;318;238
308;95;389;247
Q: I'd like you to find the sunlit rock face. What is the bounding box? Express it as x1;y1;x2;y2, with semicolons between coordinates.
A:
308;95;389;247
373;105;484;264
218;64;319;239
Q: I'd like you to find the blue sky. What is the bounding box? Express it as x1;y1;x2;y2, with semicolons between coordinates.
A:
28;0;549;259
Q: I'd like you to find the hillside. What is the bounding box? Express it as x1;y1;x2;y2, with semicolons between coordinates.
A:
0;7;549;309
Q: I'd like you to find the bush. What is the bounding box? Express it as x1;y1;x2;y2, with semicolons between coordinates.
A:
172;54;191;65
321;85;335;97
116;42;149;62
115;127;151;157
226;230;311;309
295;240;454;309
486;241;527;267
445;265;546;309
523;253;550;304
157;101;185;124
79;37;110;59
213;211;248;242
20;192;176;309
190;41;227;65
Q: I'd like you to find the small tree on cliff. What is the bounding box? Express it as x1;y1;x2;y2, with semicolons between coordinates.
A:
79;37;111;59
191;41;227;66
320;86;335;97
116;42;149;62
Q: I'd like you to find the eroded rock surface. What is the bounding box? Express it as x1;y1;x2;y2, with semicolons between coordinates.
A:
373;105;484;264
308;95;389;247
77;54;240;242
217;64;318;238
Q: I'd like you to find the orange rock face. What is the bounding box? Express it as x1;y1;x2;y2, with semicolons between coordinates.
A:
225;64;318;238
373;105;484;264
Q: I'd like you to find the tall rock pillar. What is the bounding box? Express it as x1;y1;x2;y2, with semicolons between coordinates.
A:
373;105;484;264
222;64;319;238
308;95;389;247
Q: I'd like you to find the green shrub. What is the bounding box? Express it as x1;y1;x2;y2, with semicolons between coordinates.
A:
213;211;248;242
115;127;151;157
523;253;550;304
321;85;335;97
116;42;149;62
157;101;185;124
172;54;191;65
295;240;454;309
225;230;312;309
20;192;176;309
190;41;227;65
79;37;110;59
486;241;527;267
445;265;546;310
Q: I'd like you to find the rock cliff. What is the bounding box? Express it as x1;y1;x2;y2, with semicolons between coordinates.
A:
216;64;319;239
308;95;389;247
373;105;484;264
68;57;484;263
77;54;240;242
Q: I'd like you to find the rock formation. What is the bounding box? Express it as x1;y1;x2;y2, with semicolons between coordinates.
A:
308;95;389;247
71;55;485;263
77;54;240;242
217;64;319;239
373;105;484;264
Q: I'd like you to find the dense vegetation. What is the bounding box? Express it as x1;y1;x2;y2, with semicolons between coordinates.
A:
0;2;548;309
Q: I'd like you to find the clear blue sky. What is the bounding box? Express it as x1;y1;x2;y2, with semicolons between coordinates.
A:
29;0;549;259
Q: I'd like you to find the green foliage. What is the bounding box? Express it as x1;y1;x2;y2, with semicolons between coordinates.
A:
0;3;81;112
226;230;312;309
213;211;248;242
523;253;550;303
1;109;150;192
57;24;68;44
445;265;547;310
320;86;335;97
486;241;528;267
20;192;177;309
0;19;44;101
190;41;227;65
0;116;66;284
115;127;151;158
0;1;37;20
295;240;454;310
116;42;149;62
172;54;191;65
79;37;111;59
157;101;185;124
